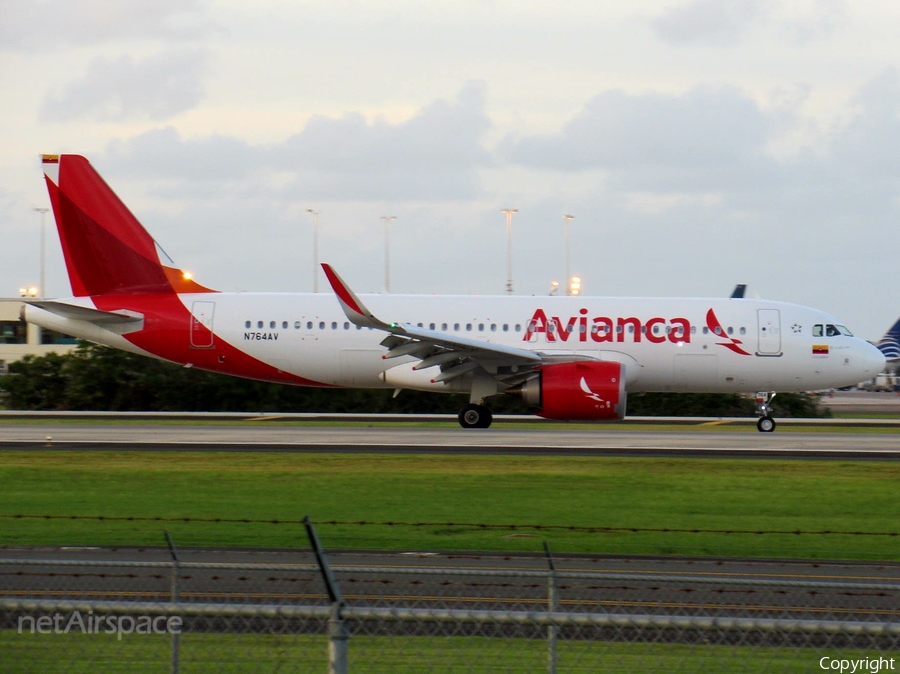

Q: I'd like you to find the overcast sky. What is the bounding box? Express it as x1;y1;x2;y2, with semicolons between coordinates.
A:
2;0;899;339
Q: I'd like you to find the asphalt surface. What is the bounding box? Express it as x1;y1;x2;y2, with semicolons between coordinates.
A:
1;423;899;460
2;547;898;624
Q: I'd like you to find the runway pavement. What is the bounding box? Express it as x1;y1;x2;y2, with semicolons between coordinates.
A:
0;423;898;460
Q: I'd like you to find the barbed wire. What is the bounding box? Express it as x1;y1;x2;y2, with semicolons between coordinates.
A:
1;514;898;537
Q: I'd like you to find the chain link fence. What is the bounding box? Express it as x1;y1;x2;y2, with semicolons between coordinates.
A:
2;523;899;672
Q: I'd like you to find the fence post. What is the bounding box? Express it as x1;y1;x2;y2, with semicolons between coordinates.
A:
303;516;347;674
164;531;180;674
544;541;557;674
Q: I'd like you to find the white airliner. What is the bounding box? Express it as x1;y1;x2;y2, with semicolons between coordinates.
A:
24;155;885;431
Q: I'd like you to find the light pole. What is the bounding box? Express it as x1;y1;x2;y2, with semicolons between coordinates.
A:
501;208;517;294
381;216;397;292
33;207;48;299
306;209;320;292
563;215;574;295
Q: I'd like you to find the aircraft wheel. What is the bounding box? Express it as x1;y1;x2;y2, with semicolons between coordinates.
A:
459;404;492;429
757;416;776;433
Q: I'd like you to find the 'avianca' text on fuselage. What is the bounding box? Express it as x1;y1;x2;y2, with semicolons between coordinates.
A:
524;307;690;344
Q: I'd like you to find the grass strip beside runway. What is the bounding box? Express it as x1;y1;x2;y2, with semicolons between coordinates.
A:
1;451;898;560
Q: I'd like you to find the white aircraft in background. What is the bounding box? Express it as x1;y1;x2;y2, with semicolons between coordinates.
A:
24;155;885;431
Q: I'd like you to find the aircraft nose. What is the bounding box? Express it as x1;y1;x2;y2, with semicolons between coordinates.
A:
858;340;886;377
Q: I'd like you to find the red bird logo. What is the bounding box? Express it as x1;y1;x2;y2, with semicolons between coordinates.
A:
706;309;751;356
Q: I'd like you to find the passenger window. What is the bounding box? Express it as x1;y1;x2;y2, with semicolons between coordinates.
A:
258;321;264;329
331;322;337;330
245;321;251;329
307;321;313;330
478;323;484;331
429;323;435;330
739;327;746;335
441;323;448;331
691;326;697;334
813;324;823;337
503;324;509;332
466;323;472;331
490;324;496;332
702;327;709;335
727;327;733;335
270;321;276;329
319;321;325;330
344;322;350;330
282;321;288;329
454;323;460;331
515;324;521;332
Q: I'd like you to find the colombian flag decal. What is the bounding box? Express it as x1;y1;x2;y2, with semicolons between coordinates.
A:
812;344;829;355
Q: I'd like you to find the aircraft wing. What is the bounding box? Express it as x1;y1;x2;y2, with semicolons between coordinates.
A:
322;264;557;385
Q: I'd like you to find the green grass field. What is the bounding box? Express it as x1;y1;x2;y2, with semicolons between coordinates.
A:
1;450;898;560
2;631;890;673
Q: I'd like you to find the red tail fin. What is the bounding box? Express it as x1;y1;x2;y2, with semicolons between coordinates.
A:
41;154;214;297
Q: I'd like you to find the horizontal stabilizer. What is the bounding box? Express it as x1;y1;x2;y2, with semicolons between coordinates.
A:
27;300;143;326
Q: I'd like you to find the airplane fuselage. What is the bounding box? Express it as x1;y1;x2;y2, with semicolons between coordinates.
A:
25;292;880;395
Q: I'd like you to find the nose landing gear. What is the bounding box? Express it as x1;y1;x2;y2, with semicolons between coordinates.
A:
755;391;777;432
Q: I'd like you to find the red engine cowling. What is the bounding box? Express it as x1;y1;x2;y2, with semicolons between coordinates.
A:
510;361;626;421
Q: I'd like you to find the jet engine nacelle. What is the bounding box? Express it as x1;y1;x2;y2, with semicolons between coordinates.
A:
509;361;626;421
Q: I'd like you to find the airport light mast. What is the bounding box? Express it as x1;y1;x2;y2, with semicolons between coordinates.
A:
381;216;397;293
501;208;517;294
306;209;320;293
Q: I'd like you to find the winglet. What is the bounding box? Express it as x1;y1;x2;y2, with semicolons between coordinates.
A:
322;264;390;330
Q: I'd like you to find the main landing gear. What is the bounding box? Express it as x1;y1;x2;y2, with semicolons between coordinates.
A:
755;391;777;433
458;403;493;429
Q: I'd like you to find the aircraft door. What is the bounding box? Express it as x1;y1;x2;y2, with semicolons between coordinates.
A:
757;309;781;355
190;301;216;349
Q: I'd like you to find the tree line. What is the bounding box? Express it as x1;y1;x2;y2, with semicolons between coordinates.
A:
0;342;828;417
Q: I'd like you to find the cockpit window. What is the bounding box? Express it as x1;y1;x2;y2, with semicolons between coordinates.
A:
814;323;853;337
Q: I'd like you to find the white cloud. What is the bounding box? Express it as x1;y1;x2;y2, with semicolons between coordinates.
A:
650;0;774;47
0;0;209;50
270;81;492;200
500;86;770;192
40;50;208;123
95;81;493;201
102;127;256;183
